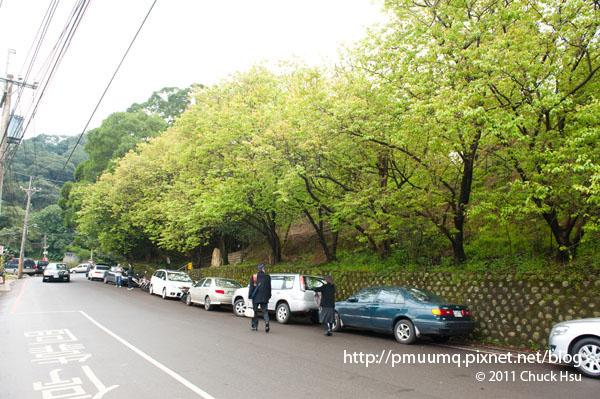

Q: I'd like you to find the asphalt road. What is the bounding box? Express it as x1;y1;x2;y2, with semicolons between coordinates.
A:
0;273;597;399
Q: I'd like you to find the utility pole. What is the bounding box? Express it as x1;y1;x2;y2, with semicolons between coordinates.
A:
43;233;48;261
17;176;41;279
0;73;38;219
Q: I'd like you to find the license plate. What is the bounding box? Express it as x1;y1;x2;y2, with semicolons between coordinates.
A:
453;310;463;317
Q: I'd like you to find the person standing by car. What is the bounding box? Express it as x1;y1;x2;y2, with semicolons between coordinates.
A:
313;275;335;336
115;263;123;287
249;265;271;333
127;263;134;290
0;257;5;284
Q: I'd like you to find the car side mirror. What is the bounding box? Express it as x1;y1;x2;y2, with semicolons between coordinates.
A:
348;297;358;303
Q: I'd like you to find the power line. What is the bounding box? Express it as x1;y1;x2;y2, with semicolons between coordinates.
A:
16;0;92;149
59;0;159;179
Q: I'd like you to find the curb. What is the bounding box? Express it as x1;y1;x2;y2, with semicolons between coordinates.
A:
0;277;15;293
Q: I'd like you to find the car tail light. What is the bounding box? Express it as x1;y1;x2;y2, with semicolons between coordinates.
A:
215;289;224;294
432;308;454;316
462;309;472;316
300;276;306;291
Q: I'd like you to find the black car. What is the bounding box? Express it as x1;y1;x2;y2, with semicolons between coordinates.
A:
36;260;49;273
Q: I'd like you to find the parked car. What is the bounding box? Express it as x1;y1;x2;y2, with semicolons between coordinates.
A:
87;264;111;281
548;318;600;379
334;286;475;344
231;273;325;323
149;269;193;299
5;257;38;275
103;266;137;286
42;263;70;282
186;277;241;310
70;263;91;273
36;260;49;272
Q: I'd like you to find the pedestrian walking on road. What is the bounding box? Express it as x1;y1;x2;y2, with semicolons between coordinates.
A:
249;264;271;333
115;263;123;287
313;275;335;336
127;263;134;290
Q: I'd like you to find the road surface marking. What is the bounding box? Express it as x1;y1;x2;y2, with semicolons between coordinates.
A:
9;279;27;314
79;311;217;399
82;365;119;399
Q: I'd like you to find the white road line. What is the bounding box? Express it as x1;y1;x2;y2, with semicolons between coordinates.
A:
79;310;217;399
81;365;119;399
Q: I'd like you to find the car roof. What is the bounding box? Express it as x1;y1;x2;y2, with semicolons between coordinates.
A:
157;269;187;273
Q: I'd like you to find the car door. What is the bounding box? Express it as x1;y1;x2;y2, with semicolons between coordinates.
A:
154;271;166;293
190;279;205;303
199;278;212;304
368;287;406;332
340;287;380;328
268;275;286;311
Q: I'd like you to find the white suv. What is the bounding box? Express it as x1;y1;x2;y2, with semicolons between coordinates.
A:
149;269;193;299
231;273;324;324
87;264;111;281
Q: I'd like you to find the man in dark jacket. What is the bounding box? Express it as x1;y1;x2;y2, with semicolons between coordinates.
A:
249;264;272;332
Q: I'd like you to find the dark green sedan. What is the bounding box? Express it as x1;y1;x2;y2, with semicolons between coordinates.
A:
334;286;474;344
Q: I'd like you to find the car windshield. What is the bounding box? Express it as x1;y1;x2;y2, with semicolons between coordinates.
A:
167;272;192;282
96;265;110;270
405;287;446;303
215;279;241;288
49;264;68;270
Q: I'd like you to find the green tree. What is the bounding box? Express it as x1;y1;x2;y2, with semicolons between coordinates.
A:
75;112;166;183
128;86;196;125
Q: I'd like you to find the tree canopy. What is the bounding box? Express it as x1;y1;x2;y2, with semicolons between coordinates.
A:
70;1;600;265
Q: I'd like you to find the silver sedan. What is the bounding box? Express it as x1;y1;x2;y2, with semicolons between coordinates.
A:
186;277;241;311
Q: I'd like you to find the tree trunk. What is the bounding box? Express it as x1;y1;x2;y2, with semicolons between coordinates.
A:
304;208;337;263
542;211;583;261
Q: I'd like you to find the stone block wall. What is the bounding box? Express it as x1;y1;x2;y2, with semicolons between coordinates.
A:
189;266;600;349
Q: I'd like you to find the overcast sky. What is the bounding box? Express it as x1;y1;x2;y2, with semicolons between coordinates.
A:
0;0;387;138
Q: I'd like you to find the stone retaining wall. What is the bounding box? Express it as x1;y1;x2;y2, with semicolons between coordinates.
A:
189;266;600;349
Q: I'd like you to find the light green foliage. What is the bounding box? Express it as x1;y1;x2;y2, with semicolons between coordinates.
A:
72;1;600;266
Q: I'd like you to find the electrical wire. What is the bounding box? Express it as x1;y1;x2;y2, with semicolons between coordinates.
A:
17;0;92;147
59;0;159;179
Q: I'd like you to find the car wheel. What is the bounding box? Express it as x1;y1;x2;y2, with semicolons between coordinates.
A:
43;277;47;282
233;298;246;317
149;284;153;295
276;302;290;324
66;277;70;282
432;336;450;343
571;337;600;379
162;288;167;300
204;296;212;311
332;312;342;332
394;319;416;344
186;293;193;306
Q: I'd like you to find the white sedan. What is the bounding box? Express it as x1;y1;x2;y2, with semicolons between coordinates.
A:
43;263;70;282
186;277;241;310
549;318;600;379
149;269;193;299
